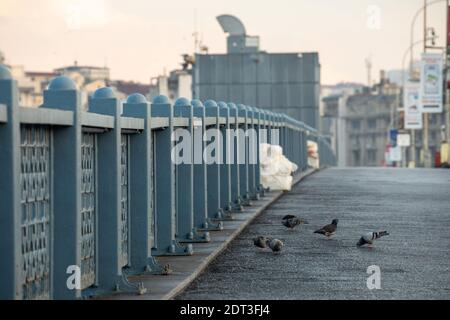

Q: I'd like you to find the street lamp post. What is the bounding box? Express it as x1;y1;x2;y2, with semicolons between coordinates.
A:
409;0;447;167
422;0;432;168
401;38;435;167
446;0;450;149
409;0;446;75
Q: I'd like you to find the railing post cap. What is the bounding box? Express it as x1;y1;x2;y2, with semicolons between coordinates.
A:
174;97;191;107
47;76;77;91
152;95;170;104
204;100;218;108
191;99;204;108
0;65;12;80
92;87;116;99
126;93;148;104
217;101;228;108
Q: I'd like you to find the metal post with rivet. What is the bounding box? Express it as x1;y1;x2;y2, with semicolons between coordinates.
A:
151;95;193;256
173;97;209;244
192;99;223;231
280;114;286;157
263;110;271;145
252;107;264;197
122;93;170;275
246;106;258;200
227;103;243;212
237;104;251;206
217;101;235;217
87;87;146;296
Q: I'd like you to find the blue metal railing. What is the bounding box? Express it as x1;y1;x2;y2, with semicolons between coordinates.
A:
0;68;336;300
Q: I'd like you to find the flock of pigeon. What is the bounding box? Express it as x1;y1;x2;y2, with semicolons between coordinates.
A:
253;215;389;254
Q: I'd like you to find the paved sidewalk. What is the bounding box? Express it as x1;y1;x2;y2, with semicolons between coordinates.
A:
177;168;450;300
103;168;317;300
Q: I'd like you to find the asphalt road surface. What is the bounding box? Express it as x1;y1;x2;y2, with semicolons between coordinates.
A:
177;168;450;300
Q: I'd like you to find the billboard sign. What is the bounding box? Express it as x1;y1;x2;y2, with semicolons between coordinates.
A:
419;53;444;113
404;81;423;129
389;146;402;162
397;133;411;147
390;129;398;147
448;5;450;46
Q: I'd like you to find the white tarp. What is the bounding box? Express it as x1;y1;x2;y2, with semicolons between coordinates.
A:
260;143;298;191
307;140;319;169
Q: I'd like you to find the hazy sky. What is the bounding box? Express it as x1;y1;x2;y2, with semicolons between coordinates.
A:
0;0;446;85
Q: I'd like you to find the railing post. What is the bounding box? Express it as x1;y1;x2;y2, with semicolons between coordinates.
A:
303;126;308;171
280;114;286;156
252;107;264;197
151;95;193;256
268;111;277;145
246;106;258;200
41;76;82;299
227;103;243;212
297;121;302;170
262;110;270;145
122;93;169;274
0;66;21;300
192;99;223;231
202;100;229;223
87;87;145;295
217;101;235;217
173;98;209;244
237;104;251;206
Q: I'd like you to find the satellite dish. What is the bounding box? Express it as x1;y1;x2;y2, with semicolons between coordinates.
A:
216;15;246;36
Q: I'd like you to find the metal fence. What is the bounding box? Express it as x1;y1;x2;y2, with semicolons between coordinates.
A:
0;67;336;299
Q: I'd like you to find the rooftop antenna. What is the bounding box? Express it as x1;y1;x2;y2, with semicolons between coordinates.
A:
365;55;373;87
193;8;199;54
216;14;246;36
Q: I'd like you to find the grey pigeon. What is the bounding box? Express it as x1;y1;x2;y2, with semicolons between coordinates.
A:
267;238;284;254
314;219;339;238
357;231;389;248
282;215;309;230
253;236;270;249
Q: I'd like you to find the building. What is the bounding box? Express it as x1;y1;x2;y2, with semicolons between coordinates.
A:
322;72;397;167
322;71;444;167
150;69;192;103
0;54;153;108
7;64;57;107
110;80;152;102
54;62;110;82
193;15;320;128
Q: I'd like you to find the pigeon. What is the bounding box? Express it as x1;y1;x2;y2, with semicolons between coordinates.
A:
253;236;270;249
267;238;284;254
357;231;389;248
282;215;309;230
314;219;339;238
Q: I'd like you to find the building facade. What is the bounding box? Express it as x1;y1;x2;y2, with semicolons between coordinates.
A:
193;15;320;128
322;72;444;167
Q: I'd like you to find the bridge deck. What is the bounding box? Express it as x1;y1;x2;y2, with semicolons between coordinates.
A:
177;168;450;300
